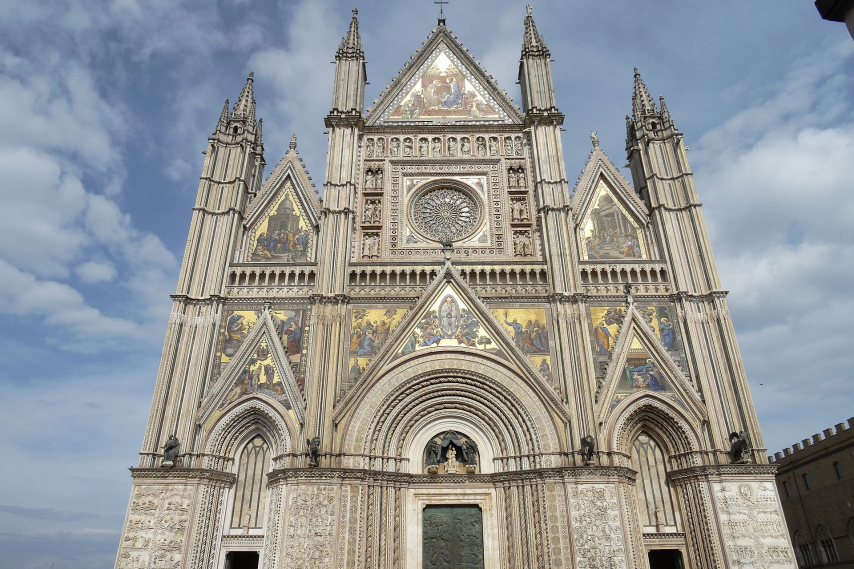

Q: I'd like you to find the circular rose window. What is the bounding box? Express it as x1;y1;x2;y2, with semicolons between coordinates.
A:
409;183;483;243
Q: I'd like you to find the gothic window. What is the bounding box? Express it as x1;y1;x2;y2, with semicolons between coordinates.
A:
817;527;839;563
631;431;679;532
834;461;845;479
794;532;814;567
231;435;270;529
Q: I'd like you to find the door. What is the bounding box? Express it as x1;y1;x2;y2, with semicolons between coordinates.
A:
423;504;485;569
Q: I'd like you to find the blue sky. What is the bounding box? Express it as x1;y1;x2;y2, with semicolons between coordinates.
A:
0;1;852;566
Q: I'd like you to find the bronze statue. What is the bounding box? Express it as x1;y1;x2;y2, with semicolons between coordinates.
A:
426;440;441;466
462;438;478;467
580;434;595;464
307;436;321;467
729;431;751;464
162;434;180;467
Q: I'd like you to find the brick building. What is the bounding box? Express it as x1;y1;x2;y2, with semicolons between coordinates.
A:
770;418;854;567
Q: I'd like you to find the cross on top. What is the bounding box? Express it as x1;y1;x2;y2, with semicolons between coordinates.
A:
435;0;448;25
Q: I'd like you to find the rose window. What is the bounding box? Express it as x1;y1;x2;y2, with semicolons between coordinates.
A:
409;185;483;243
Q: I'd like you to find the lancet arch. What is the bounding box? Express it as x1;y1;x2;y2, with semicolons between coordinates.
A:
201;395;295;471
338;350;563;471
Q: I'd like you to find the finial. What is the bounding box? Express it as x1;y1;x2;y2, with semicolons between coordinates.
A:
352;7;358;17
289;134;297;151
435;0;448;25
590;131;599;149
522;3;547;51
526;4;532;16
248;71;254;81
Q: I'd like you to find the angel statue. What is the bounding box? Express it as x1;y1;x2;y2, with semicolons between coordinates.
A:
580;435;595;465
162;434;180;467
307;436;321;467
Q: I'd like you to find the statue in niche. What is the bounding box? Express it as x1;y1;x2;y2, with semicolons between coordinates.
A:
363;200;375;223
580;434;595;465
504;136;513;155
476;137;486;156
426;441;441;474
364;169;374;188
307;436;321;467
446;445;459;473
507;169;517;187
517;168;526;186
403;138;413;156
462;439;478;473
489;138;498;156
362;234;380;258
419;138;428;156
729;431;751;464
376;168;384;188
374;138;384;156
461;137;471;155
162;434;180;467
390;138;400;156
513;231;533;257
432;138;442;156
365;138;374;158
448;138;457;156
514;136;523;156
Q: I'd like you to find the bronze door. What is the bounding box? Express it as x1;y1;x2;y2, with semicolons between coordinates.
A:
423;505;485;569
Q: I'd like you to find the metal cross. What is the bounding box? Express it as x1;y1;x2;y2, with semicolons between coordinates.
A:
435;0;449;24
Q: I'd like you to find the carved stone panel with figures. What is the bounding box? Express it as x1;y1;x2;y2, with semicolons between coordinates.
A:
568;484;627;569
283;485;339;569
115;484;194;569
713;481;796;568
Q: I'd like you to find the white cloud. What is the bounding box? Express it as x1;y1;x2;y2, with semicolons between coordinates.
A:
75;261;117;283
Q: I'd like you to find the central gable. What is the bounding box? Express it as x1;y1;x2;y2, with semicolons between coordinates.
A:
367;32;522;126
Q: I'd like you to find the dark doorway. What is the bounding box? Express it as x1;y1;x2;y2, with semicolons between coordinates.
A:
423;504;485;569
224;551;260;569
648;549;684;569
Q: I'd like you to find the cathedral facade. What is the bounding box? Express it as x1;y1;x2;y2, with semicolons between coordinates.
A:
115;8;797;569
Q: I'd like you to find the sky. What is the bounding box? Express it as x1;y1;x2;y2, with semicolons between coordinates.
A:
0;0;852;566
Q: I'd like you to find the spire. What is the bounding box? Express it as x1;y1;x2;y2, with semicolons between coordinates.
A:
337;8;362;58
232;72;256;122
522;4;548;53
255;118;263;146
217;99;230;129
632;68;657;119
659;96;671;120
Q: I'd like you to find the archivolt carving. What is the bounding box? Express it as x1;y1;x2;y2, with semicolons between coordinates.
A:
339;354;561;470
202;396;294;470
608;395;702;464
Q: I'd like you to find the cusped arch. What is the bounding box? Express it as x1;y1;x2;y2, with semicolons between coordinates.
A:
202;395;295;471
338;352;562;472
607;393;702;466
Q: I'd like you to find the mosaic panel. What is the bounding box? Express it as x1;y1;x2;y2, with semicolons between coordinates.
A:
579;180;648;260
345;307;408;392
491;306;554;383
246;180;313;262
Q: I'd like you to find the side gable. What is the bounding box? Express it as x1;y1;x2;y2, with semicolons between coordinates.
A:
594;305;705;426
242;145;320;263
365;27;523;126
571;143;652;261
199;309;305;430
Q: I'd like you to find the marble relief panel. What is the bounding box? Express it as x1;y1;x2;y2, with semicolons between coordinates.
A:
115;485;194;569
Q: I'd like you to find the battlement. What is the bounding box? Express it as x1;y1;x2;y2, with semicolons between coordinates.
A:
768;417;854;463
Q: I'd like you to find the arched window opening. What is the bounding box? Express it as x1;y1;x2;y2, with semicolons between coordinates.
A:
231;435;270;529
817;527;839;563
834;461;845;479
631;431;679;533
802;473;812;490
794;532;814;566
781;480;791;497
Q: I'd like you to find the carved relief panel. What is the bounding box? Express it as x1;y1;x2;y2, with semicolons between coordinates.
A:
283;485;339;569
568;484;628;569
116;484;194;569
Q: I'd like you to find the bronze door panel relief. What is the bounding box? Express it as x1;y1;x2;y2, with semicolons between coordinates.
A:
423;505;485;569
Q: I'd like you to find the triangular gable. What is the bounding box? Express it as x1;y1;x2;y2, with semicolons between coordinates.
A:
595;306;705;425
243;148;319;263
200;309;305;430
334;266;569;423
366;28;522;125
571;146;651;261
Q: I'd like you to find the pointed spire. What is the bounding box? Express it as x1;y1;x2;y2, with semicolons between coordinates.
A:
522;4;548;53
232;72;256;122
255;118;263;146
659;96;671;120
337;8;362;58
289;134;297;151
218;99;230;128
632;68;657;119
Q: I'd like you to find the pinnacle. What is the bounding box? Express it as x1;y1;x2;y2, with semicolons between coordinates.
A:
631;68;657;119
522;4;547;52
232;72;257;123
338;7;362;56
218;99;230;127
